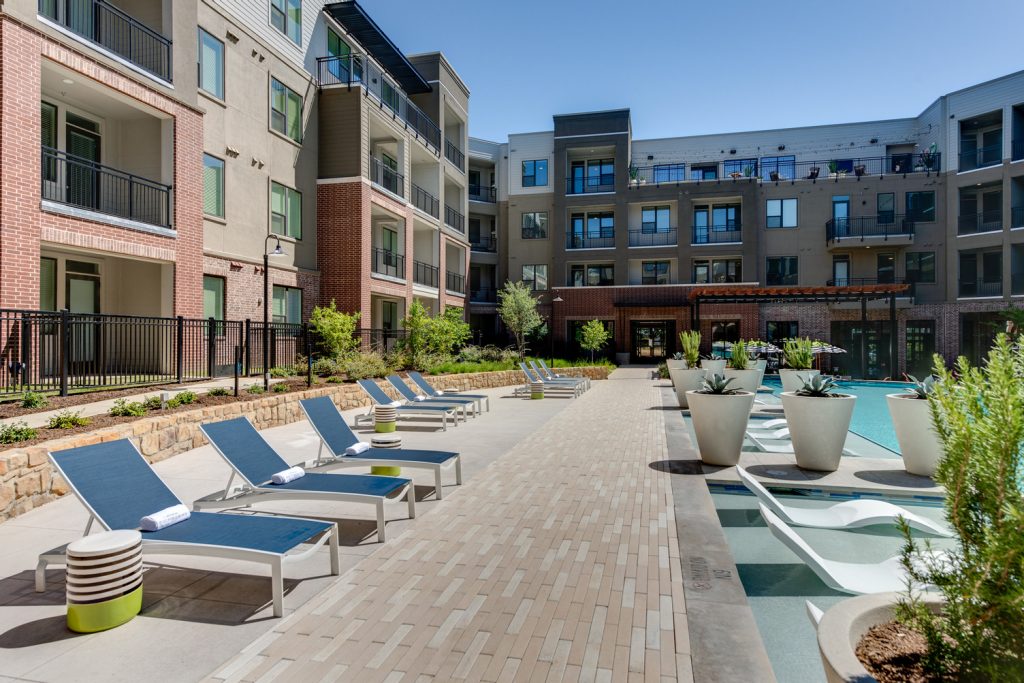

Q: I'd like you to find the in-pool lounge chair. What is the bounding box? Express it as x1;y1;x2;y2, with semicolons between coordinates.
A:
747;418;788;431
197;417;415;542
519;363;582;397
355;379;461;430
407;371;490;412
737;466;952;536
536;359;591;390
529;360;589;391
300;396;462;499
385;374;479;417
40;439;340;616
745;430;859;457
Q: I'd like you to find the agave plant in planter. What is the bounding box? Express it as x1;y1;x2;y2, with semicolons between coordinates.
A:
670;330;706;408
781;374;855;472
886;375;943;476
666;352;687;371
780;337;818;392
686;373;755;466
723;339;761;394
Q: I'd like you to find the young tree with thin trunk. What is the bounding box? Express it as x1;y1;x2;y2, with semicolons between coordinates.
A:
579;319;610;362
498;281;543;360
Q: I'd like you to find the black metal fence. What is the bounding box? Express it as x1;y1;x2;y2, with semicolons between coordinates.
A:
566;233;615;249
372;248;405;279
628;229;677;247
470;236;497;252
411;183;439;218
413;260;439;288
469;185;496;202
445;205;465;232
959;144;1002;172
445;138;465;171
446;271;466;294
957;211;1003;235
369;156;404;197
826;214;917;243
691;226;742;245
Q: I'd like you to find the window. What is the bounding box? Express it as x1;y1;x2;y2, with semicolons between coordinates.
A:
877;193;895;224
642;261;670;285
832;254;850;285
905;321;936;378
906;191;935;222
203;275;225;320
569;212;614;246
270;182;301;238
522;159;548;187
381;227;398;253
521;212;548;239
653;163;685;183
270;0;301;44
766;256;798;286
905;252;936;284
198;29;224;99
327;29;362;82
711;321;739;344
569;159;614;192
203;154;225;218
723;158;757;178
766;321;798;343
877;252;895;284
381;300;398;331
522;264;548;291
570;264;614;287
829;159;854;174
693;259;741;284
641;206;670;233
760;155;795;181
766;199;797;228
712;204;740;230
270;78;302;142
40;257;57;311
690;164;717;180
272;285;302;324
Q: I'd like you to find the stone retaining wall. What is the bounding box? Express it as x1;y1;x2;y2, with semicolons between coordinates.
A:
0;367;609;522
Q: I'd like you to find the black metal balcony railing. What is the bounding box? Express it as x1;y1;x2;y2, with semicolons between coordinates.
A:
957;210;1003;235
468;185;496;202
521;226;547;240
371;248;404;279
445;138;465;171
316;56;441;152
959;143;1002;172
827;276;915;291
444;205;464;231
412;260;439;288
41;146;172;228
446;271;466;294
628;229;677;247
640;276;670;285
691;226;742;245
470;287;498;303
369;156;404;197
39;0;173;82
566;233;615;249
1013;206;1024;228
959;280;1003;298
410;183;439;218
826;214;917;244
470;236;496;252
1014;140;1024;162
566;177;615;194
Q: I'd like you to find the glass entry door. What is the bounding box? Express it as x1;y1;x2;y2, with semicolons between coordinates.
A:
66;261;100;368
631;321;673;363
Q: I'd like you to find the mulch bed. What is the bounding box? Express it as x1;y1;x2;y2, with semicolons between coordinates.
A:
856;621;931;683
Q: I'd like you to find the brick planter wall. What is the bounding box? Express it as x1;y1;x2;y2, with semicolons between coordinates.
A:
0;367;609;522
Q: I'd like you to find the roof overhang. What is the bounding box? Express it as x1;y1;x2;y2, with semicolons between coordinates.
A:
689;284;911;305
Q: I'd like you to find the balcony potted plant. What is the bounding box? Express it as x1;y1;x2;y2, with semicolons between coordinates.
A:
886;375;943;476
723;339;760;394
779;338;818;393
670;331;706;409
628;164;642;186
686;373;755;466
781;375;855;471
743;165;754;178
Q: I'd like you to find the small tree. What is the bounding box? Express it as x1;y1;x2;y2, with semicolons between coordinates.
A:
308;301;361;360
578;319;610;362
498;280;543;360
401;300;431;369
423;306;471;357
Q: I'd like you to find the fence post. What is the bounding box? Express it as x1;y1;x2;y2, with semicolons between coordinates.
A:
20;318;31;391
207;317;216;379
234;345;241;397
305;324;313;388
176;316;184;383
244;319;251;376
59;309;69;397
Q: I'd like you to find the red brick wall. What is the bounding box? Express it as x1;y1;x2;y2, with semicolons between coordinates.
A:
318;180;369;319
203;255;320;323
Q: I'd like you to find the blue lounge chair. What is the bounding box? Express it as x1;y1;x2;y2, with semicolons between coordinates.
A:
385;374;479;417
536;359;591;389
197;417;415;542
407;371;490;412
519;363;581;397
300;396;462;499
40;439;339;617
355;379;461;430
529;360;589;391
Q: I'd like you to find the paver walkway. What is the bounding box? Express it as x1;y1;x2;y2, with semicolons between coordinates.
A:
206;368;690;682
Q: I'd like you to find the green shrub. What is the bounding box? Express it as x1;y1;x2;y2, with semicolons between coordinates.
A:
0;421;37;443
109;399;147;417
325;375;344;384
245;385;265;395
142;395;163;411
269;366;291;378
656;362;670;379
679;331;702;367
728;340;750;370
343;352;392;380
272;382;289;393
207;387;230;397
167;390;198;408
782;338;814;370
312;357;342;377
309;300;361;360
20;392;48;409
47;410;89;429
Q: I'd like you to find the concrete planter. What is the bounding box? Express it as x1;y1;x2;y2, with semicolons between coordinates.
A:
780;391;855;472
669;368;706;408
886;394;943;476
701;359;727;377
779;368;819;393
666;358;687;370
753;359;767;389
686;390;755;466
724;368;761;394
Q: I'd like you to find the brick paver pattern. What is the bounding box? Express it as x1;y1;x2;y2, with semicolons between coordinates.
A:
207;369;690;682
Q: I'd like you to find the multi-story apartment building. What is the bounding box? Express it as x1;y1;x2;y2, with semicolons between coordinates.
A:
0;0;469;338
473;70;1024;378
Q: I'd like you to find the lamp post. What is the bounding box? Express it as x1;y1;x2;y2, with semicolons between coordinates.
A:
550;295;563;368
263;234;287;390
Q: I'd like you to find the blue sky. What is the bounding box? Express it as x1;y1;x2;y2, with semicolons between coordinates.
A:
360;0;1024;142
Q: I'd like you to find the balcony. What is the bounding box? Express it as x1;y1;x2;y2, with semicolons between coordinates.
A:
469;184;496;203
39;0;173;82
628;229;677;247
959;144;1002;172
444;205;464;232
566;233;615;250
470;287;497;303
959;280;1003;298
1014;140;1024;162
957;210;1003;235
445;138;465;172
412;260;439;288
691;226;741;245
41;146;171;228
825;214;916;246
371;248;405;280
565;177;615;195
446;271;466;294
411;183;438;218
369;156;404;198
316;56;441;152
470;236;496;252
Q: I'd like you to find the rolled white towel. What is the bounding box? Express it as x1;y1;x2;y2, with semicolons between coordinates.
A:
413;395;426;402
388;400;402;408
435;389;445;395
140;504;190;532
345;442;370;455
271;466;305;485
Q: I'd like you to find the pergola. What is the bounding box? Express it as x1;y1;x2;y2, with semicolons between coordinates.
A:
688;284;912;378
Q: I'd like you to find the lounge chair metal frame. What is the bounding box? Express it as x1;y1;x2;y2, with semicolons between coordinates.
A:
407;371;490;412
745;430;859;457
385;374;479;417
354;379;461;430
518;364;582;397
536;359;591;389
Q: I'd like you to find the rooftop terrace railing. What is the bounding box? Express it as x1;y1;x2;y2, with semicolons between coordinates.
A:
826;214;917;244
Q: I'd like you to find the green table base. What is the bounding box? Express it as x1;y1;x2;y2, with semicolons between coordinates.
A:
374;421;396;433
370;466;402;476
531;392;544;400
67;584;142;633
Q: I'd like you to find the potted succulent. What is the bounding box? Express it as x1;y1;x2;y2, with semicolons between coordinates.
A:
686;373;755;466
886;375;943;476
666;352;687;371
723;339;760;394
780;375;855;472
669;331;706;409
779;338;818;392
628;164;641;186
